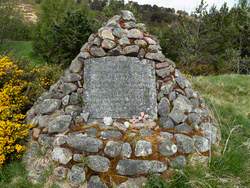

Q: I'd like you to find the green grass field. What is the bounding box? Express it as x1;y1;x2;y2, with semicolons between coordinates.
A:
0;41;249;187
0;41;44;65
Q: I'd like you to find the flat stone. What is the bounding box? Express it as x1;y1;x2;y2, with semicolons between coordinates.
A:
85;127;97;137
70;56;83;73
134;39;147;47
144;37;157;45
117;177;147;188
155;62;169;69
67;134;103;152
139;129;152;137
159;132;174;140
135;140;152;157
121;142;132;158
65;105;82;115
193;136;210;152
90;46;106;57
38;115;51;128
104;141;122;157
200;123;218;144
38;134;54;147
121;10;136;21
106;15;121;27
102;39;116;49
63;73;81;82
35;99;61;115
175;134;195;154
108;46;123;56
113;28;127;38
87;155;110;172
123;45;140;56
176;76;191;89
52;147;72;165
159;140;177;156
148;45;160;53
145;52;166;62
67;165;86;185
116;160;167;176
127;29;143;39
158;97;170;117
99;29;115;40
48;115;72;133
88;176;108;188
119;37;130;46
100;130;122;140
84;56;157;119
176;123;193;134
78;51;91;60
53;166;68;180
156;67;172;78
170;156;186;169
169;96;193;123
61;83;77;95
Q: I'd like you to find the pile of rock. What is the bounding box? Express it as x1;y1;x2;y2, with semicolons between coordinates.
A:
24;10;220;188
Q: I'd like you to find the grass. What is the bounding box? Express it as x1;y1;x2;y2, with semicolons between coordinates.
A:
0;41;44;65
145;74;250;188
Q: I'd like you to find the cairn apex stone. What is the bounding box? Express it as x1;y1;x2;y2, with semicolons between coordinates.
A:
121;10;136;21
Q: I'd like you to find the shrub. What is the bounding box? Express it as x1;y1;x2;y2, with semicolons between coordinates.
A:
0;56;31;165
0;0;32;43
33;0;94;65
0;56;62;165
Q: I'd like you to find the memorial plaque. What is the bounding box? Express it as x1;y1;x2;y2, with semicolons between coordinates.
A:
84;56;157;119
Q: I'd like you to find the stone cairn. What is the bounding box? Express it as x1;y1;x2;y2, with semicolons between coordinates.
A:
25;10;220;188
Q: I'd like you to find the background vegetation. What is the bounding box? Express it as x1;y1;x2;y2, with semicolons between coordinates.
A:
0;0;249;187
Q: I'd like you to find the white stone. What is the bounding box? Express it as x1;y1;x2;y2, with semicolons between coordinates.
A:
103;117;113;126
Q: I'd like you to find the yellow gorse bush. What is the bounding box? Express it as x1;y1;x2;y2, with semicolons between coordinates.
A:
0;56;32;165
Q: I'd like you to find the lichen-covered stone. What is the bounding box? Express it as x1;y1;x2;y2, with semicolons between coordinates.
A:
121;10;136;21
100;130;122;140
193;136;210;152
67;165;86;185
87;155;110;172
121;142;132;158
200;123;218;144
158;97;170;117
102;39;116;49
48;115;72;133
127;29;143;39
135;140;152;157
67;134;103;152
170;156;186;169
123;45;140;56
53;166;68;180
52;147;72;165
90;46;106;57
145;52;166;62
88;176;108;188
176;123;193;134
175;134;195;154
35;99;61;115
116;160;167;176
159;140;177;156
104;141;122;157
